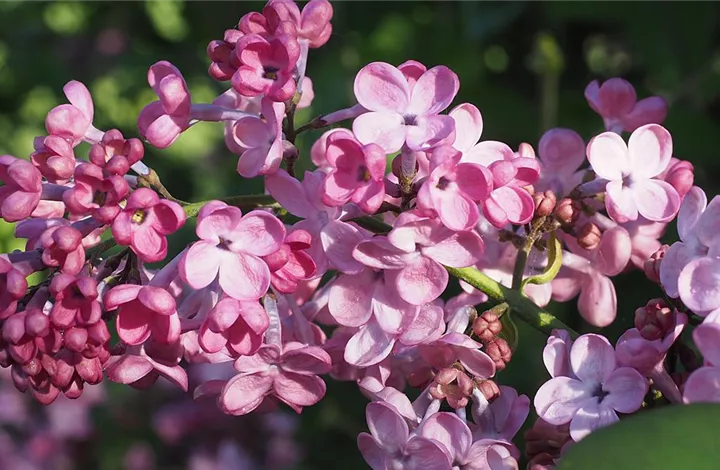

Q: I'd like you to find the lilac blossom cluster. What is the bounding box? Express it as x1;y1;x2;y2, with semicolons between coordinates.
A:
0;1;715;469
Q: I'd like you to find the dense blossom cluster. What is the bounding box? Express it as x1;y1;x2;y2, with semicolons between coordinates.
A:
0;1;717;468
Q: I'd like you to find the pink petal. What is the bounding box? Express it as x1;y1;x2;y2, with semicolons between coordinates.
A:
623;96;668;132
219;253;270;301
534;376;592;425
138;286;176;316
420;412;472;462
365;401;409;451
106;355;153;384
543;330;575;379
116;306;151;345
344;321;395;367
357;433;387;470
274;372;326;407
232;116;272;149
102;284;141;310
396;256;448;305
281;346;331;375
372;278;412;334
627;124;672;178
265;169;315;219
632;179;680;222
696;196;720;248
432;190;479;231
353;62;410;113
597;78;637;118
321;220;366;274
592;226;632;276
577;273;617;327
602;367;647;413
404;436;453;470
408;66;459;116
683;366;720;403
328;270;374;327
180;241;220;289
569;401;618;441
352;111;405;154
421;231;484;268
678;257;720;314
456;347;496;378
450;103;483;153
693;322;720;366
220;373;273;415
353;238;407;270
586;132;629;180
570;334;616;383
492;186;534;225
658;242;695;298
231;211;285;257
455;163;491;201
63;80;94;122
406;115;455;152
462;140;514;166
133;226;166;262
399;303;444;345
539;128;585;172
605;180;638;223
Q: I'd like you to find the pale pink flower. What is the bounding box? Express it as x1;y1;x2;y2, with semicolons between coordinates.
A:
112;188;186;263
0;155;43;223
321;131;386;214
45;80;102;145
232;33;300;102
353;211;485;305
535;128;586;197
262;229;316;294
586;124;679;222
30;135;75;183
197;297;269;357
585;78;667;133
62;162;129;223
416;145;491;231
231;97;285;177
179;201;285;301
103;285;181;345
353;61;458;153
217;341;331;415
684;309;720;403
358;401;452;470
470;386;529;445
534;334;648;441
137;61;191;149
311;128;354;170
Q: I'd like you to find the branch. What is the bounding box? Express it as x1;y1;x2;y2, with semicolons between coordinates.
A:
182;194;280;218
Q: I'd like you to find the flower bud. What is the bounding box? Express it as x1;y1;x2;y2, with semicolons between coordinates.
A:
429;367;473;409
533;190;557;218
475;379;500;401
472;312;502;343
644;244;669;284
576;222;601;250
634;298;673;341
554;198;580;227
485;338;512;371
664;159;694;199
282;140;298;162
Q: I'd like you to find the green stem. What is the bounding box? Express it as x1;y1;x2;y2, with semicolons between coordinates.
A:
182;194;280;218
512;236;534;291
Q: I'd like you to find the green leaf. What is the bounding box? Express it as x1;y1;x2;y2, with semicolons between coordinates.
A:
557;404;720;470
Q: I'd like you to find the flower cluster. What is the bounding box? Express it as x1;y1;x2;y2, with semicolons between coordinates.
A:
1;1;718;469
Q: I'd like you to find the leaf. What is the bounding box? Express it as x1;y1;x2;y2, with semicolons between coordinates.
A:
557;404;720;470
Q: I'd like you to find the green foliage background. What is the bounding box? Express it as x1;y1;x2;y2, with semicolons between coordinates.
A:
0;1;719;468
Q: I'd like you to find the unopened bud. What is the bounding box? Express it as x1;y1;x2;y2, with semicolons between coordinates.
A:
429;367;473;409
517;142;536;158
282;140;298;162
554;198;580;227
485;338;512;371
664;160;694;199
472;312;502;343
634;298;673;341
576;222;601;250
533;190;557;218
644;244;669;284
476;379;500;401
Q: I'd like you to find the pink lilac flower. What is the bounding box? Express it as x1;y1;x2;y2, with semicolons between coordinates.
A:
218;340;331;415
311;128;354;170
207;29;244;81
88;129;145;176
38;226;86;275
231;98;285;177
358;401;452;470
659;157;694;199
534;334;648;441
232;33;300;102
49;274;102;329
0;257;27;320
103;285;181;345
255;0;334;48
0;155;43;223
179;201;285;301
353;211;484;305
45;80;103;145
321;131;387;214
137;61;191;149
30;135;76;183
585;78;667;134
111;188;186;263
416;145;491;231
418;325;496;380
470;386;529;446
684;309;720;403
62;162;129;223
586;123;679;223
197;297;269;357
535;128;586;197
352;61;458;153
262;228;316;294
105;341;188;391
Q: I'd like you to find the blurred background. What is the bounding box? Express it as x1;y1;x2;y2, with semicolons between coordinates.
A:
0;1;719;469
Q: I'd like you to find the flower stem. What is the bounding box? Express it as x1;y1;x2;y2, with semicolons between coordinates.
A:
182;194;280;218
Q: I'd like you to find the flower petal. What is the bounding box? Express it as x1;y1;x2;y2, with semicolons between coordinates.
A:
353;62;410;113
408;66;459;116
678;257;720;314
627;124;672;179
219;253;270;301
570;334;616;384
534;376;592;425
632;179;680;222
602;367;647;414
586;132;629;180
396;256;448;305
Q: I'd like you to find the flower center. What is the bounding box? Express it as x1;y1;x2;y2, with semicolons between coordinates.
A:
131;209;146;224
218;237;233;250
436;176;450;190
93;190;106;206
357;165;371;182
263;67;279;80
593;384;610;403
404;114;417;126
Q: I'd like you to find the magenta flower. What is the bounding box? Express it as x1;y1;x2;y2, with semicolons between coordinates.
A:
659;157;694;200
179;201;285;301
207;29;244;81
535;128;586;197
353;211;484;305
111;188;186;263
231;98;285;177
105;341;188;392
321;131;386;214
39;226;85;275
49;274;102;329
0;155;43;223
30;135;76;183
103;285;181;345
45;80;102;146
358;401;452;470
218;341;331;415
137;61;191;149
585;78;667;133
416;145;491;231
232;33;300;102
262;229;316;294
256;0;334;48
586;124;679;223
88;129;145;176
62;162;129;223
534;334;648;441
198;297;269;357
352;61;458;153
684;309;720;403
0;257;28;320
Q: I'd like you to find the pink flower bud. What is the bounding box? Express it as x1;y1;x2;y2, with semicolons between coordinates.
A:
576;222;601;251
663;159;694;199
533;190;557;218
476;379;500;401
472;311;502;343
30;135;76;183
644;244;668;284
89;129;144;176
634;298;674;341
429;367;473;409
485;338;512;371
554;198;580;227
0;155;43;223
